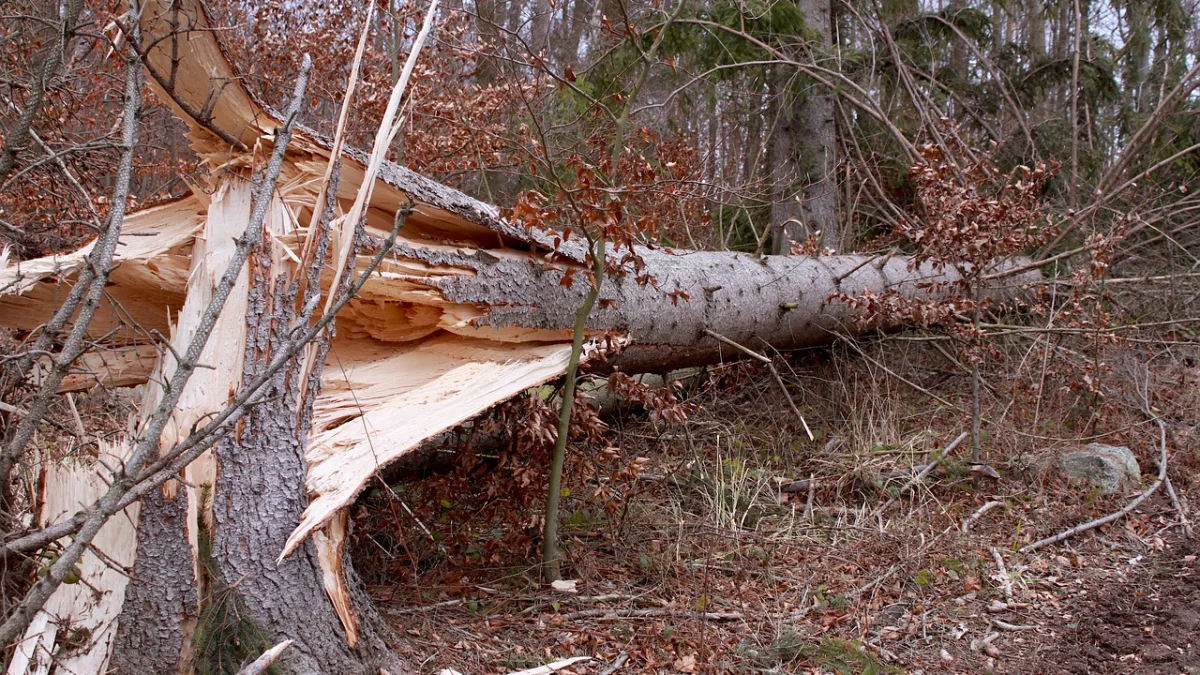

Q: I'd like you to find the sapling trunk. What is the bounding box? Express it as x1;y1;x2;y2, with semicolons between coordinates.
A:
539;1;680;582
971;279;982;462
542;237;604;582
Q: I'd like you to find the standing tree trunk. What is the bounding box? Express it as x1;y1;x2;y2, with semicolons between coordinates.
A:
771;0;839;253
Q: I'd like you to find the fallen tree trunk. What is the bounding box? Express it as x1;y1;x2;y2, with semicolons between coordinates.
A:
0;1;1037;672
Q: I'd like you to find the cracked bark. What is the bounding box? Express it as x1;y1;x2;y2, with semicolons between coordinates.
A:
111;489;196;674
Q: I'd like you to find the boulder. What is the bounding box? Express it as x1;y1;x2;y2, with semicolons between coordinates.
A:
1059;444;1141;494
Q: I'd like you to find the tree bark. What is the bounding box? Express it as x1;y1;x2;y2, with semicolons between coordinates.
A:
771;0;839;253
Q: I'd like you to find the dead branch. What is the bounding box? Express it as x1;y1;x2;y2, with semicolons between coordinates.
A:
992;619;1038;632
961;500;1003;532
990;546;1013;604
0;14;142;497
559;607;744;621
876;431;969;515
503;656;593;675
0;0;85;185
1020;412;1168;554
1163;471;1193;538
704;329;813;440
0;49;312;648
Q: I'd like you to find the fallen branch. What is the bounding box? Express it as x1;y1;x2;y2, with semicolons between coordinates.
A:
504;656;593;675
384;599;462;615
962;500;1003;532
991;619;1037;632
599;652;629;675
1163;471;1193;538
990;546;1013;604
559;608;743;621
704;329;813;440
876;431;969;515
1021;413;1168;554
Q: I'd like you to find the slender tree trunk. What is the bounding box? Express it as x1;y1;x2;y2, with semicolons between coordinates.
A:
474;0;502;83
798;0;839;251
772;0;839;253
769;76;802;254
1028;0;1046;63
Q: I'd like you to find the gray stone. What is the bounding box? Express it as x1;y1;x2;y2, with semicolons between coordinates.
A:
1059;444;1141;494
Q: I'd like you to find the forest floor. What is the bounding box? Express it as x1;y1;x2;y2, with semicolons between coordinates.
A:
352;336;1200;674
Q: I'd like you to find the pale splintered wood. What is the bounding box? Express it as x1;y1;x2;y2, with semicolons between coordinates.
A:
137;180;255;498
5;441;140;675
0;196;205;340
283;336;604;556
31;344;162;393
313;512;357;647
138;0;263;148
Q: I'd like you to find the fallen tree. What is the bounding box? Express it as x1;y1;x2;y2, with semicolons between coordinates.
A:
0;1;1036;672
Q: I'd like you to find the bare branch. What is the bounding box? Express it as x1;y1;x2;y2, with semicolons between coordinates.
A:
0;45;312;648
0;0;85;185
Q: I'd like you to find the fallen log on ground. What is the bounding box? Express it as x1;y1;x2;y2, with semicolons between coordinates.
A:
0;0;1037;672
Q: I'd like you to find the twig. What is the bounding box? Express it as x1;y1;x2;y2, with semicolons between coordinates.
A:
876;431;968;514
1020;476;1163;554
992;619;1037;632
503;656;592;675
0;24;144;488
805;473;816;521
0;401;75;435
837;335;958;408
600;652;628;675
65;393;86;437
559;608;743;621
962;500;1003;533
0;0;85;185
704;329;813;440
385;599;461;615
235;640;293;675
1021;409;1169;554
990;546;1013;604
1163;472;1193;538
834;248;897;283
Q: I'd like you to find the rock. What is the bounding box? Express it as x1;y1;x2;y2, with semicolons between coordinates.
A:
1059;444;1141;494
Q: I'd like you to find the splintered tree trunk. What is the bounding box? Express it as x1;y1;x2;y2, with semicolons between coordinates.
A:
0;1;1036;672
103;180;407;675
201;201;404;675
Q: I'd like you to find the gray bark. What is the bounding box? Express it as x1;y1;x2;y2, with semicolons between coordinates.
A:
796;0;838;252
207;270;380;675
771;0;839;254
112;249;410;675
111;489;197;674
389;242;1036;372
